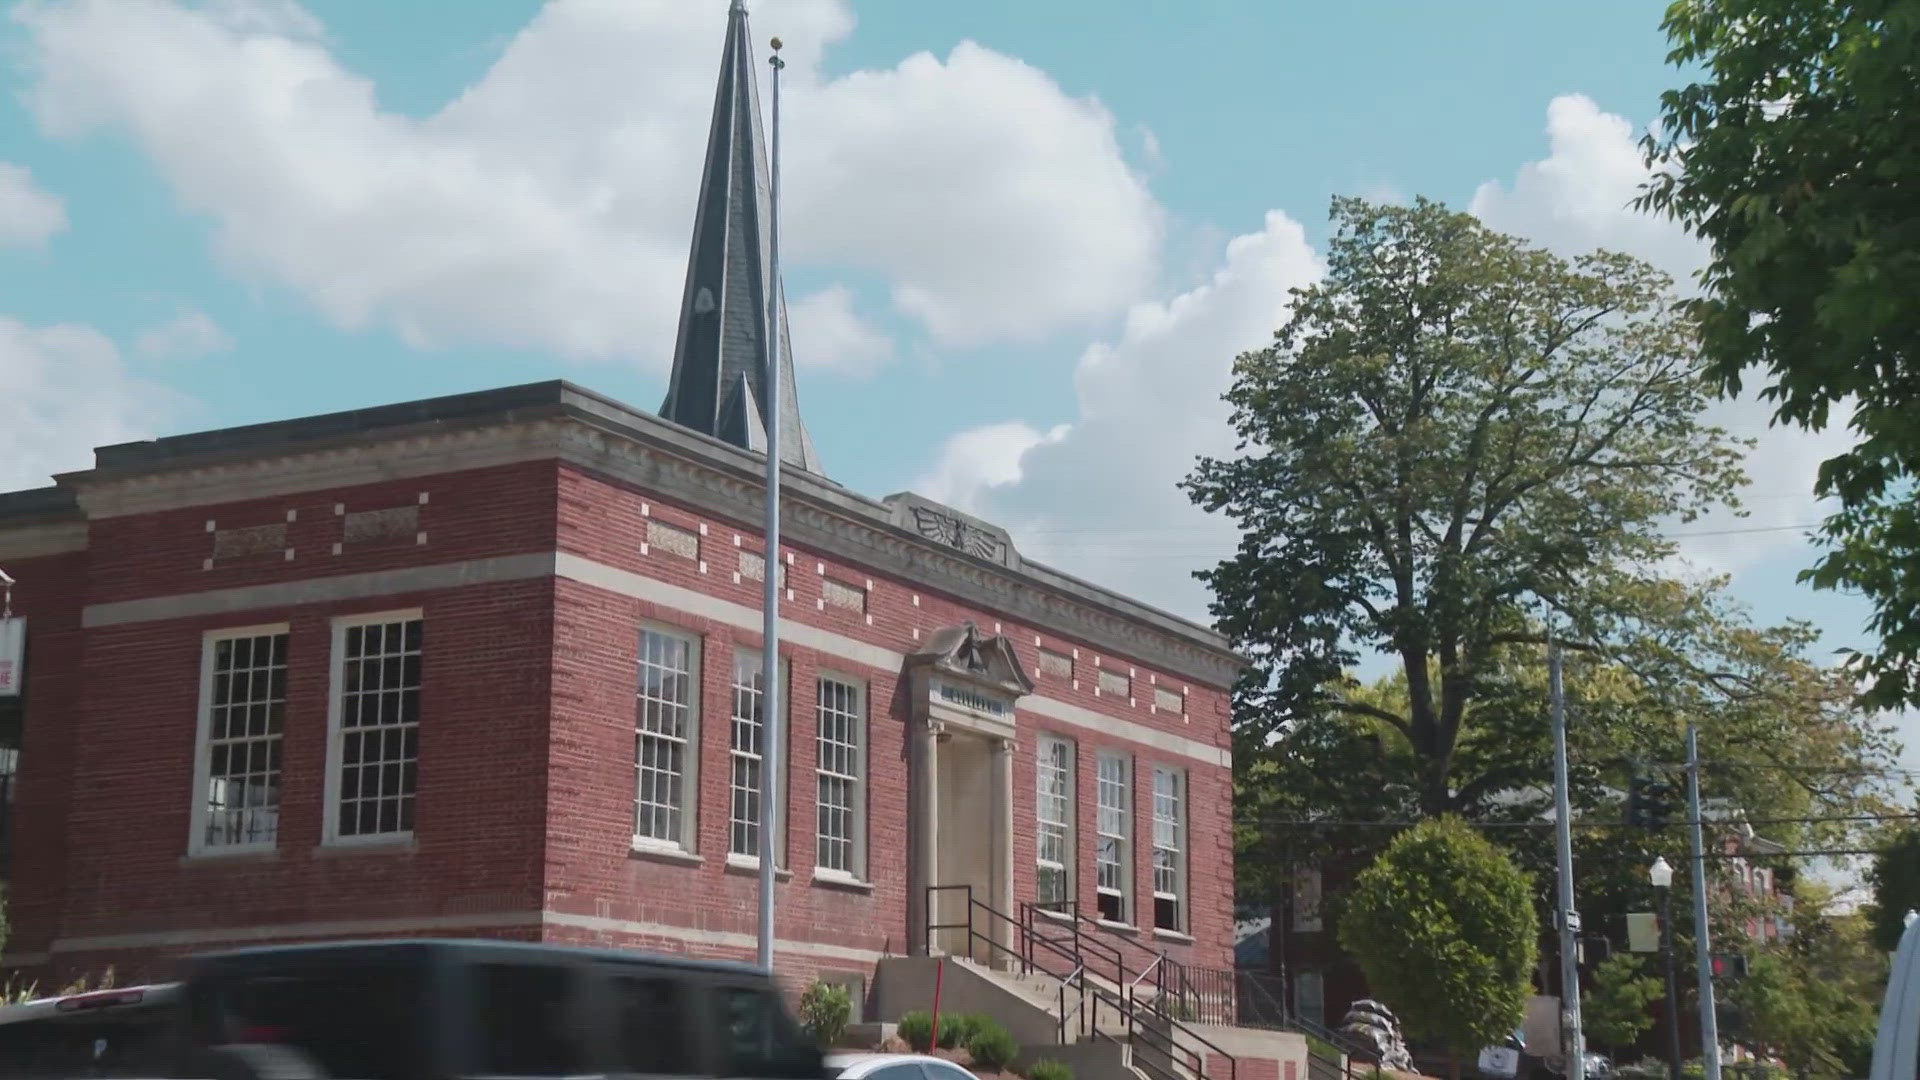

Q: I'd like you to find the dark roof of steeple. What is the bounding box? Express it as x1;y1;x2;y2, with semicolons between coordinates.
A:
657;0;823;475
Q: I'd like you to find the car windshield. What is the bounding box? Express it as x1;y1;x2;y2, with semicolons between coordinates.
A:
190;966;425;1080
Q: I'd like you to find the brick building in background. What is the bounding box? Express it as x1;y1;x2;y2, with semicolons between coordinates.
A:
0;0;1244;1009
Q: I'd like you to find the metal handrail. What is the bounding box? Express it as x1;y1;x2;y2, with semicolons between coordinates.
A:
925;885;1240;1080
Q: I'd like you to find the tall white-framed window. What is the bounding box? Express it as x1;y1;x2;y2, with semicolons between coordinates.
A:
1152;766;1186;932
324;611;422;843
815;674;866;879
1036;735;1075;912
1096;752;1131;924
636;626;700;852
729;648;788;865
190;624;289;854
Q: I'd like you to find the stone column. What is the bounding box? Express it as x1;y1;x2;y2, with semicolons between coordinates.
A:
992;736;1016;968
909;717;940;955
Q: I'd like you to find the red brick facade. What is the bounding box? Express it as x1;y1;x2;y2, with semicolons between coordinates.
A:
0;383;1241;1001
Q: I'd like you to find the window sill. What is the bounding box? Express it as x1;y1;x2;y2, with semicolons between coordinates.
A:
811;871;874;894
1036;907;1075;924
1152;928;1195;943
313;837;417;857
631;842;704;867
180;846;279;865
725;854;792;880
1095;919;1139;934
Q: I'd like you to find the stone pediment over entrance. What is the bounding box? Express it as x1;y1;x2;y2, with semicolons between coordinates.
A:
906;622;1033;740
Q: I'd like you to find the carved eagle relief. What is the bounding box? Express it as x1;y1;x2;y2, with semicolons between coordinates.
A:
910;506;1007;563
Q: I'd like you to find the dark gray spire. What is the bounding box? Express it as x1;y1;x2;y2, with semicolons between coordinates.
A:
658;0;823;474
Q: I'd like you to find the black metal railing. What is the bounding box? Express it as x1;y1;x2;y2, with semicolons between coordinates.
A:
924;886;1240;1080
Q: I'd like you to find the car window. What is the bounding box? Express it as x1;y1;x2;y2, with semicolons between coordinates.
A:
713;986;818;1078
191;966;424;1080
611;975;689;1075
473;963;584;1077
863;1066;927;1080
919;1062;976;1080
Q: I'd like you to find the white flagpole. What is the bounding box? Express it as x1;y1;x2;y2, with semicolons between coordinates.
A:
755;30;787;975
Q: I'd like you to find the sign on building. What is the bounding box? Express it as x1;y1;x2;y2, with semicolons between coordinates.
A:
0;617;23;696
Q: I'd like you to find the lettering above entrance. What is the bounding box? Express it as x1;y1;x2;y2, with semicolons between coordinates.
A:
906;622;1034;740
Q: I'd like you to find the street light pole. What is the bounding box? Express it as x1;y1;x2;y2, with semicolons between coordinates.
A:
1650;858;1682;1080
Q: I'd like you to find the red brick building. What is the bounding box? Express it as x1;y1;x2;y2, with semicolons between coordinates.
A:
0;2;1242;1004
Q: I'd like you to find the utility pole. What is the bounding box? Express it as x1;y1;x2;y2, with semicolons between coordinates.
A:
1686;725;1722;1080
755;28;787;975
1550;642;1585;1080
1650;857;1683;1080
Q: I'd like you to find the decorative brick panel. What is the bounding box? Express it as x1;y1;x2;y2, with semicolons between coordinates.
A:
1098;669;1131;697
647;519;699;560
1154;686;1185;714
1039;649;1074;679
343;505;418;544
739;549;787;587
212;523;285;559
822;578;865;613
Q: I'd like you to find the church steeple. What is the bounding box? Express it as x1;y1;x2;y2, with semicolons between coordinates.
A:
658;0;823;474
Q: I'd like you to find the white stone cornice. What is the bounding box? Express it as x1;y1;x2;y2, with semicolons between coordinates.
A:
57;412;1242;687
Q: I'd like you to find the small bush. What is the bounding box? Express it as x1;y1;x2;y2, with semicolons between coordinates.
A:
1028;1059;1074;1080
937;1013;982;1050
798;981;852;1047
896;1012;936;1053
967;1018;1018;1072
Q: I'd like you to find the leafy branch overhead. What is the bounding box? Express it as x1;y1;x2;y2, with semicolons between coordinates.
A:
1640;0;1920;709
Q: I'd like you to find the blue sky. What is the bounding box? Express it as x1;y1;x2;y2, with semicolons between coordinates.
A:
0;0;1904;765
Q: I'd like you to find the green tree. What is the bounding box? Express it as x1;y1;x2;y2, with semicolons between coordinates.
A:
1722;887;1885;1077
1186;196;1751;816
1639;0;1920;709
1870;827;1920;952
1338;818;1539;1061
1583;953;1662;1054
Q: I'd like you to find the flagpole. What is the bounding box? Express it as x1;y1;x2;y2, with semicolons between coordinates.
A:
755;31;787;975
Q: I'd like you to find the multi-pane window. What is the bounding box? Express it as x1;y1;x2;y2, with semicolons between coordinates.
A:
1036;736;1074;911
1096;752;1130;923
329;615;421;840
1152;766;1186;932
636;628;699;849
730;649;768;859
816;676;865;877
196;628;288;850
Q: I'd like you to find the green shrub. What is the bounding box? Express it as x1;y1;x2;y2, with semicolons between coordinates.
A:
897;1011;935;1052
798;981;852;1047
967;1018;1018;1072
937;1013;982;1050
1027;1060;1073;1080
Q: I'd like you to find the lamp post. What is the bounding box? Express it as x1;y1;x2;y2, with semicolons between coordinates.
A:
1650;857;1683;1080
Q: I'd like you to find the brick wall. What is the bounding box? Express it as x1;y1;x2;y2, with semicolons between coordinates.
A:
552;466;1236;974
1;453;1236;993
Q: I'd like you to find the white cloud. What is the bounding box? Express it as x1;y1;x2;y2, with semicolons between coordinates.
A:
915;420;1067;511
14;0;1157;365
920;212;1320;620
1473;93;1843;578
0;161;67;249
134;307;234;360
0;316;186;491
787;286;890;377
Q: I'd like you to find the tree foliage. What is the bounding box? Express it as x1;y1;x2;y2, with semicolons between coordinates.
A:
1338;818;1538;1056
1583;954;1663;1053
1870;827;1920;952
1639;0;1920;708
1187;196;1752;816
1722;888;1885;1077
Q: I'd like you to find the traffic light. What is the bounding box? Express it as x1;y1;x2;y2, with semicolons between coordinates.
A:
1642;777;1676;830
1626;773;1679;830
1711;953;1749;979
